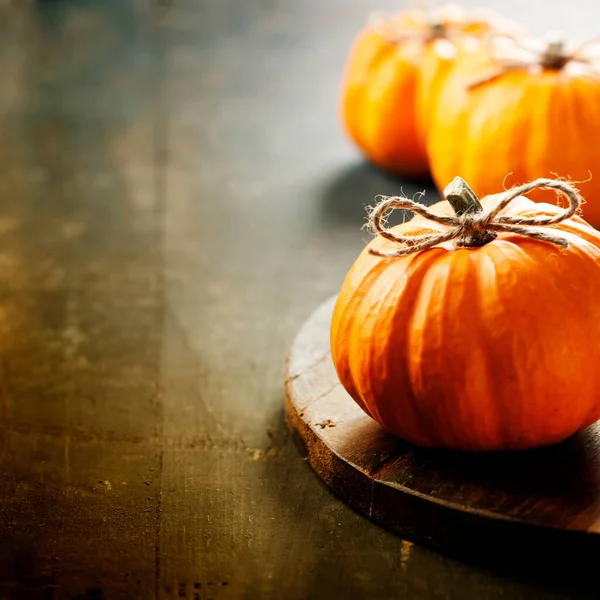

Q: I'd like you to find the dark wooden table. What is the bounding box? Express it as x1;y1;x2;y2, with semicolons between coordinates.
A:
0;1;596;598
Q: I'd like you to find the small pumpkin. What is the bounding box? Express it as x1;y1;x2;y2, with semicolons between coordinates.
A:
330;176;600;451
339;4;519;178
428;32;600;226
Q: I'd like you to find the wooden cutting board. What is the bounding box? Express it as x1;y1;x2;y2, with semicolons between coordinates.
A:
285;296;600;565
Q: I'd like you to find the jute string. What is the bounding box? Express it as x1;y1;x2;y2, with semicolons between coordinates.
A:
367;178;582;257
468;32;600;89
367;5;521;45
367;10;446;44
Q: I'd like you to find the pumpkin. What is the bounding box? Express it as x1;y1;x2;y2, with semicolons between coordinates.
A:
330;176;600;451
339;4;519;178
428;32;600;226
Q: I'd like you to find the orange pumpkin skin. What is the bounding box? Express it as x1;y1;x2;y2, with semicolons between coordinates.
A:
340;10;501;179
330;194;600;451
428;54;600;226
340;26;428;178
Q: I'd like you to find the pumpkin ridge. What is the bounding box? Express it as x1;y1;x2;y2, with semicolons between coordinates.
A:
472;248;507;447
459;251;504;450
566;76;600;221
405;252;451;447
341;32;396;152
331;256;391;418
441;250;493;448
487;239;598;446
546;243;600;435
560;73;584;194
474;76;531;193
380;250;446;445
358;261;412;429
507;78;536;192
347;257;397;424
403;250;472;447
526;77;559;185
364;53;424;169
454;248;512;450
481;241;534;447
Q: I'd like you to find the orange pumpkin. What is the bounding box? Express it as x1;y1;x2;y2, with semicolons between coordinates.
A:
339;4;519;178
428;33;600;226
330;176;600;451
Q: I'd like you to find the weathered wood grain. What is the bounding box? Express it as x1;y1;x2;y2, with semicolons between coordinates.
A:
0;1;598;599
0;1;162;598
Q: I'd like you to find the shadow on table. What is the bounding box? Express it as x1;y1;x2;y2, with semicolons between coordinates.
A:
317;160;439;229
263;400;600;600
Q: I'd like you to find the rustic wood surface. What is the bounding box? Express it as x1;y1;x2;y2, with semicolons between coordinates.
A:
286;296;600;564
0;1;598;599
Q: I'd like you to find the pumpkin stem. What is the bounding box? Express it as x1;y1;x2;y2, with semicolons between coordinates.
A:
443;177;497;247
540;31;569;70
428;19;446;40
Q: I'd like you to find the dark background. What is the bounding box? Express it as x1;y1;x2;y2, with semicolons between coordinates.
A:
0;1;595;599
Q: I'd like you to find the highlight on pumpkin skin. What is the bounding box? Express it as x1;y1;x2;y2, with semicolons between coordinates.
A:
427;29;600;226
330;175;600;451
339;3;522;179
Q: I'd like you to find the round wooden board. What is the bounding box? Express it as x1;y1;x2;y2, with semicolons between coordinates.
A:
285;296;600;565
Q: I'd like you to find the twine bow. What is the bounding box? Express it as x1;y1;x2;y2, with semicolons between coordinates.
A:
368;4;522;46
367;10;447;44
469;31;600;89
367;177;582;257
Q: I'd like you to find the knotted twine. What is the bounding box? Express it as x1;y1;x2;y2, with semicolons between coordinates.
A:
367;11;448;45
367;178;582;257
468;31;600;89
367;5;519;45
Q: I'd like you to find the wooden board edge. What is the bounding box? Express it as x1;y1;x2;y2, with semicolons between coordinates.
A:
284;376;600;572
